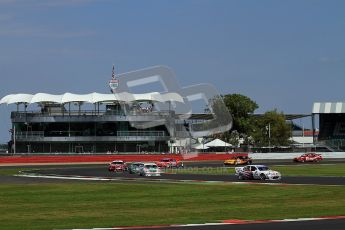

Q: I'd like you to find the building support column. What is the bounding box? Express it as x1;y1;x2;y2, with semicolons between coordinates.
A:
312;113;315;145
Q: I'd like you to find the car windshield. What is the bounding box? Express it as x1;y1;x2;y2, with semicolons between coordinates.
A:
258;167;269;171
161;159;170;162
113;162;123;165
145;165;157;169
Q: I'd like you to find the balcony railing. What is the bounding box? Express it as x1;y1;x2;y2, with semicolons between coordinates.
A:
14;131;167;139
11;110;172;118
117;131;166;137
15;131;44;138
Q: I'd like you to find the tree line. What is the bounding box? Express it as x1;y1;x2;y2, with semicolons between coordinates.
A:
215;94;292;148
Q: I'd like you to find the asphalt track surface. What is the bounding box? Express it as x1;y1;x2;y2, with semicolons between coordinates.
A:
25;160;345;186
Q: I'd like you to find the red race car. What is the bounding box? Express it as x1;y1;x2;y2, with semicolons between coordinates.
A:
108;160;127;172
156;158;184;168
293;153;323;163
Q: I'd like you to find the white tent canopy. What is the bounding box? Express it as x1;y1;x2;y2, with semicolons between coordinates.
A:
31;93;64;104
0;92;184;105
192;143;210;150
1;94;34;104
205;138;232;147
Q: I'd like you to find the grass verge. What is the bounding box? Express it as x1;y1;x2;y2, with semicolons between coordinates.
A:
0;168;29;176
0;182;344;230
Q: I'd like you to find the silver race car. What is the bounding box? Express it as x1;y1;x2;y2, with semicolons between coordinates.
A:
235;165;281;180
139;163;161;176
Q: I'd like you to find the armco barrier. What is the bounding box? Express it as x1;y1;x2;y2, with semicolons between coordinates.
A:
1;152;344;164
0;153;248;164
249;152;345;160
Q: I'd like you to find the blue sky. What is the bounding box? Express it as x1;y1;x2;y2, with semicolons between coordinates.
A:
0;0;345;142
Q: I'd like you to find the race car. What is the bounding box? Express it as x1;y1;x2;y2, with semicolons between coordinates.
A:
156;158;184;168
139;163;161;176
224;156;252;166
128;162;144;174
235;165;281;180
293;153;323;163
108;160;127;172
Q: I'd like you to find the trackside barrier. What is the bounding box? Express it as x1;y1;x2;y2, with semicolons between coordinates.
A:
249;152;345;160
0;153;248;164
1;152;344;164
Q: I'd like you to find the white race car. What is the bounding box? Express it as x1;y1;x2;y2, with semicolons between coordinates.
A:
235;165;281;181
139;163;161;176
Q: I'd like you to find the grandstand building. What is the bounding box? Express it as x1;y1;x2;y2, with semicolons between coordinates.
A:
0;91;213;154
313;102;345;151
1;65;233;154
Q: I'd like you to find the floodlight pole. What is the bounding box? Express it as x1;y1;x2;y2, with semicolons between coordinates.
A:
268;123;271;152
190;125;192;153
312;113;315;145
13;126;16;155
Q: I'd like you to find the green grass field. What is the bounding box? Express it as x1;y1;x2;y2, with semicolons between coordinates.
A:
0;168;32;176
0;164;344;230
166;163;345;177
0;182;344;230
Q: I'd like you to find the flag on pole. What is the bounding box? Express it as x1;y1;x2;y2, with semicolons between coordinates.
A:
109;65;119;93
112;64;115;79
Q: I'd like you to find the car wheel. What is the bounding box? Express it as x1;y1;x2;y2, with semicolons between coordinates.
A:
260;174;266;180
238;175;243;180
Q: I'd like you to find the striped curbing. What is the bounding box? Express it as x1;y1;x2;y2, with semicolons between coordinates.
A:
60;216;345;229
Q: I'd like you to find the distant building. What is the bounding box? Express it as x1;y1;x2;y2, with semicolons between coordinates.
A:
2;64;238;154
290;123;318;147
0;92;213;154
312;102;345;151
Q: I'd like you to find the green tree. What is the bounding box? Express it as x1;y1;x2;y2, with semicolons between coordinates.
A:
251;110;292;147
223;94;258;136
210;94;258;146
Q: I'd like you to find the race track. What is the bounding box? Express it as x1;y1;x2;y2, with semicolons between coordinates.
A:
28;161;345;186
